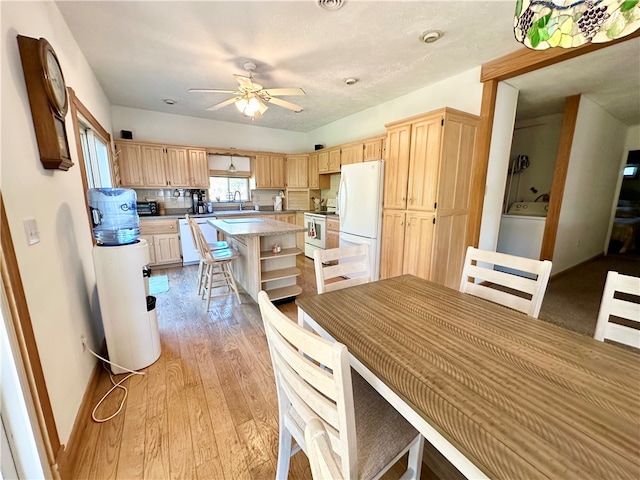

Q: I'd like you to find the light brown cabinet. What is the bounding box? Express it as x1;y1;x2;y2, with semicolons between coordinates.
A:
187;149;210;187
140;219;181;267
363;136;385;161
318;147;340;173
380;108;479;288
328;147;341;173
381;211;434;280
340;143;363;166
308;153;319;189
286;155;309;188
116;142;145;187
326;217;340;250
117;141;209;188
318;150;329;173
252;154;286;189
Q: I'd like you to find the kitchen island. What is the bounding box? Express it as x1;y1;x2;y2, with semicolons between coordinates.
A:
208;217;306;303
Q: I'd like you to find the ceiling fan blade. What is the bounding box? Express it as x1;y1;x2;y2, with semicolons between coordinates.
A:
206;97;240;111
262;87;306;97
265;96;303;112
189;88;239;94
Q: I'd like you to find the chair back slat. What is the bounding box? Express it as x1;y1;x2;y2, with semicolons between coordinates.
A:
314;244;371;294
594;271;640;348
459;246;552;318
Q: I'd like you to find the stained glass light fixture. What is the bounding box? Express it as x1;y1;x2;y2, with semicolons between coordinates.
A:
514;0;640;50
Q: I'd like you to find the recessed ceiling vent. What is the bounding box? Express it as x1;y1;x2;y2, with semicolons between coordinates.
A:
316;0;347;11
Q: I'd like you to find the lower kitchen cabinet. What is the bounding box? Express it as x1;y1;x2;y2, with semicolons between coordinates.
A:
139;219;182;267
326;217;340;250
380;211;434;280
296;212;305;249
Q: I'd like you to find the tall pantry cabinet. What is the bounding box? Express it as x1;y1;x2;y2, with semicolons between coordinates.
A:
380;107;479;288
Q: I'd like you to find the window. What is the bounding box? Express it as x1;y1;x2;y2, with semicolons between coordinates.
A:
209;176;249;202
79;120;112;188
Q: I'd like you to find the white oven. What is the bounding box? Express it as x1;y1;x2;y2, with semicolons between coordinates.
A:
304;213;326;259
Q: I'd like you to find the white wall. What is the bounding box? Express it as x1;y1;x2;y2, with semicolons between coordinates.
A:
308;67;484;147
2;1;112;444
111;106;308;153
552;97;628;272
478;82;519;252
508;114;563;205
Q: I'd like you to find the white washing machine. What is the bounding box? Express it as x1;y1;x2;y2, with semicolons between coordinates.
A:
497;202;549;260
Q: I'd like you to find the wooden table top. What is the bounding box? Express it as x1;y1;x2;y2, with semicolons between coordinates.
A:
296;275;640;479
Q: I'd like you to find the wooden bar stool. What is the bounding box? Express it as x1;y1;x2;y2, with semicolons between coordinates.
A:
192;221;241;309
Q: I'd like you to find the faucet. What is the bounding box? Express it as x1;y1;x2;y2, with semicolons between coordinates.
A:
233;190;243;210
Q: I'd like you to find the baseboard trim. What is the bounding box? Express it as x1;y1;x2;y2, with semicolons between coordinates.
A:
57;342;104;480
549;253;604;281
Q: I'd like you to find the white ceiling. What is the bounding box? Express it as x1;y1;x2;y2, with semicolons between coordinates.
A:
56;1;640;133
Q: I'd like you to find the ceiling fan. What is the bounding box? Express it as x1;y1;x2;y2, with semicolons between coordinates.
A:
189;61;305;118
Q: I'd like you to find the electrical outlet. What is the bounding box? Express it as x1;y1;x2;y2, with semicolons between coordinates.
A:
80;334;87;352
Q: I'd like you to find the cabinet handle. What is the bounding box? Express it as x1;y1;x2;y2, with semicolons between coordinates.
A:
400;222;404;226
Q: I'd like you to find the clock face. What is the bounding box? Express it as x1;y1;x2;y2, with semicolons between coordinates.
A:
40;40;68;116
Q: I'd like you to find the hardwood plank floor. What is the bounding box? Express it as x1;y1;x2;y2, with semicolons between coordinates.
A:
69;255;442;479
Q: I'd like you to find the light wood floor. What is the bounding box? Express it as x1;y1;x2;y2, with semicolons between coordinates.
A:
69;255;441;479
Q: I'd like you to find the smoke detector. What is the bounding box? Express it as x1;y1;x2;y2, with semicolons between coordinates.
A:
316;0;347;11
344;78;358;86
419;30;443;44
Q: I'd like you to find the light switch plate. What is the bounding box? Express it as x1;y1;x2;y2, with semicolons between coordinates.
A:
23;218;40;245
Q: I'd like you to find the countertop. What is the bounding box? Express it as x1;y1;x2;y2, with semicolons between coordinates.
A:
138;210;299;220
208;217;306;238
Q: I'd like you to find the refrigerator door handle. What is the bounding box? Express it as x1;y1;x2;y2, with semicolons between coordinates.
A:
338;177;347;218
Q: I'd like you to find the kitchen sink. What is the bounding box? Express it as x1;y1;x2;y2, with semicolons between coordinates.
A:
223;218;264;223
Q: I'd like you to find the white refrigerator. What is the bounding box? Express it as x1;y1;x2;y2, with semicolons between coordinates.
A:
337;160;384;280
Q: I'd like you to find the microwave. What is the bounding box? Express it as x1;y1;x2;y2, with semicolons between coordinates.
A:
136;201;159;216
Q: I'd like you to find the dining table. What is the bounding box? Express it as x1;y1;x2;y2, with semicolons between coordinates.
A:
296;275;640;480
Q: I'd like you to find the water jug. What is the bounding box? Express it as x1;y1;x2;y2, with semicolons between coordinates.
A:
88;188;140;245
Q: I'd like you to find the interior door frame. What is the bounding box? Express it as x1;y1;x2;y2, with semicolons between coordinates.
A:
468;30;640;254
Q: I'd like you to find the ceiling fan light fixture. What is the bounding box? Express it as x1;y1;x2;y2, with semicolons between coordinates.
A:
514;0;640;50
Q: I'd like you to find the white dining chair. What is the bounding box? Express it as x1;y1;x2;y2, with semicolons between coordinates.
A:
594;271;640;348
313;244;371;294
459;246;552;318
258;291;424;480
305;418;344;480
191;220;241;309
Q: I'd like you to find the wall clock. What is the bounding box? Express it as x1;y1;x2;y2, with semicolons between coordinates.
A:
17;35;73;171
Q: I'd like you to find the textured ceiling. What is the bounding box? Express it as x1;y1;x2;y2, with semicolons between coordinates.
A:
55;1;640;132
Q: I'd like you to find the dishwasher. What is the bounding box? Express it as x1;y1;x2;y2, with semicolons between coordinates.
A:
178;217;219;266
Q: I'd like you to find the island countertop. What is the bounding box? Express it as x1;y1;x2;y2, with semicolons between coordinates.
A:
208;217;306;238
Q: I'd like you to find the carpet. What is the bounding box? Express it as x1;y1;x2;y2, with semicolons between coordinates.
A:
149;275;169;295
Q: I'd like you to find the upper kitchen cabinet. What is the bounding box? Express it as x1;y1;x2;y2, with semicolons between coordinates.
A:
383;124;412;210
340;142;364;166
116;142;145;187
318;150;329;173
251;154;286;189
363;136;385;161
117;140;202;188
328;147;341;173
188;149;210;187
286;154;309;188
308;153;319;189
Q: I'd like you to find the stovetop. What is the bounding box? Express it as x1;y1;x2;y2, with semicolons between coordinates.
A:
305;210;338;217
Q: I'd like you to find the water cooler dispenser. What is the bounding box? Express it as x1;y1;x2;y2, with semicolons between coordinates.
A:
89;188;161;374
